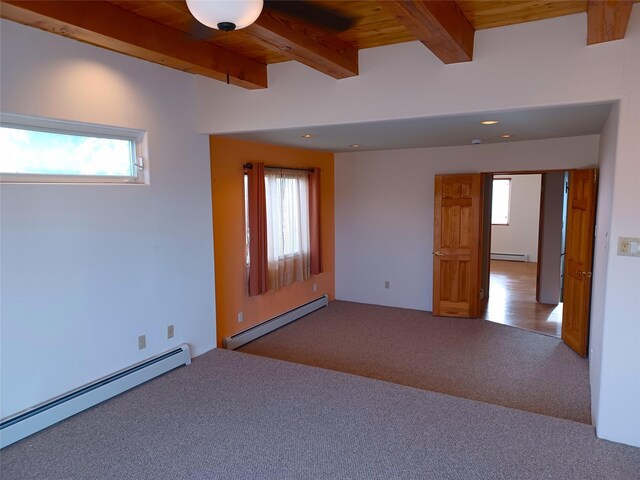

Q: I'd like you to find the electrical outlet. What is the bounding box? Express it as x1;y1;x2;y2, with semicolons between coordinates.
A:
237;312;244;323
138;335;146;350
384;280;390;289
167;325;174;339
618;237;640;257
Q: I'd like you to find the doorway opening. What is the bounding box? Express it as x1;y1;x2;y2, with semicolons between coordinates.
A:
481;172;568;338
432;169;596;356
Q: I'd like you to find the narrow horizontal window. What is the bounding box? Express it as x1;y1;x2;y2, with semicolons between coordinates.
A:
0;114;147;184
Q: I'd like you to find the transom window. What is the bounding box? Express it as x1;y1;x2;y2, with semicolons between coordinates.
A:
0;114;147;184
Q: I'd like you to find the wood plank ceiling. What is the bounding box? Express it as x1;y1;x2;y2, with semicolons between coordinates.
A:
1;1;635;89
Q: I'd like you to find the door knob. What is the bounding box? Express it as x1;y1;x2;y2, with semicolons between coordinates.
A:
577;271;592;278
433;251;444;256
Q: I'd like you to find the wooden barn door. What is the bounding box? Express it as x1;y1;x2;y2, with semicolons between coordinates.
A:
562;168;598;357
433;174;483;318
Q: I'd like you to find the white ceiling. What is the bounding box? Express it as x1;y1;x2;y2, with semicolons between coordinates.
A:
218;102;614;152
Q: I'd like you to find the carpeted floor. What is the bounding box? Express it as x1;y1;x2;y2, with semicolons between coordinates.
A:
239;301;591;424
1;349;638;480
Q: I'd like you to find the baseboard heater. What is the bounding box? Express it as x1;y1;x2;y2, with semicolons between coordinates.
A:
0;344;191;449
490;253;529;262
224;294;328;350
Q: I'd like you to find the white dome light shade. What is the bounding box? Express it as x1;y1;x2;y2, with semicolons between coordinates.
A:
186;0;264;31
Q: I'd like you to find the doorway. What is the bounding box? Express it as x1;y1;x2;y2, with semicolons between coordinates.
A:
481;172;568;338
432;169;596;357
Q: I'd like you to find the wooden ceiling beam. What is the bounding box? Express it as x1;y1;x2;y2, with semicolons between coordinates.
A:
381;0;474;64
587;0;634;45
0;1;267;89
245;9;359;79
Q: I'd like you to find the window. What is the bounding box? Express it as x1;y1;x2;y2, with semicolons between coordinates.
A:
492;178;511;225
264;169;310;287
245;163;323;295
0;114;147;184
244;173;251;267
245;168;311;292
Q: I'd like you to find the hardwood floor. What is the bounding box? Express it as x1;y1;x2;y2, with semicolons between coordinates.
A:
482;260;562;337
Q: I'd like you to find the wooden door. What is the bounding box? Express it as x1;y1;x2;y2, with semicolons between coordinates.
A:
433;174;483;318
562;169;598;357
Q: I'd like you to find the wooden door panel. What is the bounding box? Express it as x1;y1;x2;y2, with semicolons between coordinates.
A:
460;206;472;248
439;259;470;303
439;258;470;315
442;205;461;248
433;174;482;318
562;169;597;357
442;260;455;302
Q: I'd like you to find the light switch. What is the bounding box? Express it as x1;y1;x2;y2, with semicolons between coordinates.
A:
618;237;640;257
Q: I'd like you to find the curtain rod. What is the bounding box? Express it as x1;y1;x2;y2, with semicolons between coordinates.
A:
243;163;314;173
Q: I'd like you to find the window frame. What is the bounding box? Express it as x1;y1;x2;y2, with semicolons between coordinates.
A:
0;113;148;185
491;177;512;226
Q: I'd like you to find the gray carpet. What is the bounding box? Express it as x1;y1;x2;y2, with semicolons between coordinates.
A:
1;349;638;480
239;301;591;424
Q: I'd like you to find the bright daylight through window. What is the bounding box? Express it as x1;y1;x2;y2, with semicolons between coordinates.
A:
492;178;511;225
265;169;310;262
244;167;312;293
0;114;146;184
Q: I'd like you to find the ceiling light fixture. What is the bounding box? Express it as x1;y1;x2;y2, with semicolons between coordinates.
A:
350;144;360;148
501;134;513;138
480;120;499;125
302;133;315;138
186;0;264;31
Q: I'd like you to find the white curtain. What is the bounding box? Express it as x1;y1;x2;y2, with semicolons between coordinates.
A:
264;169;310;291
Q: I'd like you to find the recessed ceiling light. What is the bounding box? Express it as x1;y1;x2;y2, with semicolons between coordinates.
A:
301;133;315;138
350;144;360;148
501;134;513;138
480;120;499;125
471;139;482;145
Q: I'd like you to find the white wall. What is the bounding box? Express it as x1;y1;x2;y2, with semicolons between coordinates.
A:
335;137;598;311
195;14;626;134
195;6;640;447
538;172;566;305
0;21;216;418
590;103;619;427
491;174;541;262
596;31;640;443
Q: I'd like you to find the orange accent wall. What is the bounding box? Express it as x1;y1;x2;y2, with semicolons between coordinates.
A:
210;137;335;346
